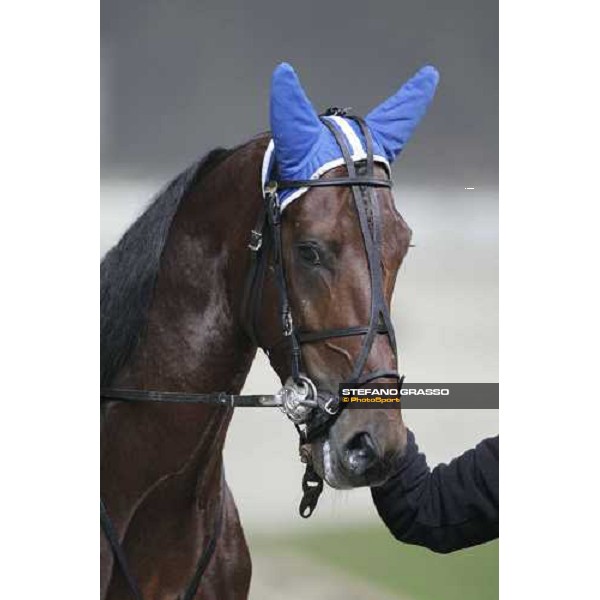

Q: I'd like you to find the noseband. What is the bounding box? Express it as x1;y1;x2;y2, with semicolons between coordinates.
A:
241;110;401;443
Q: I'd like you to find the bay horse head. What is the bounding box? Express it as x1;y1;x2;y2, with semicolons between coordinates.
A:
245;63;439;494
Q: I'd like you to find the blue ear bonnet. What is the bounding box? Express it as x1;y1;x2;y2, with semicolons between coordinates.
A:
262;114;392;210
264;63;439;210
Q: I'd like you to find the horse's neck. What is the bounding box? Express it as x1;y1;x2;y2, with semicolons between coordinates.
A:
117;147;265;393
103;139;267;517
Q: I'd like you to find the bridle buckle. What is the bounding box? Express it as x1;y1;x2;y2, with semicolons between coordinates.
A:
323;106;352;117
248;230;263;252
282;310;294;336
317;392;340;416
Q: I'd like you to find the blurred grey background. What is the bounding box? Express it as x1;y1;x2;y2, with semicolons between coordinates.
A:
101;1;498;597
101;0;497;187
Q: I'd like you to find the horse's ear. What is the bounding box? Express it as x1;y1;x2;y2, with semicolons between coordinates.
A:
366;65;440;162
270;63;322;173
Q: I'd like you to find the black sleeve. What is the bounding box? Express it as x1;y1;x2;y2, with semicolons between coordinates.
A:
371;430;499;553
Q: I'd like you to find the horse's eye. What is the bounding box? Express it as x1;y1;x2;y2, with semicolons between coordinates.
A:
298;244;321;266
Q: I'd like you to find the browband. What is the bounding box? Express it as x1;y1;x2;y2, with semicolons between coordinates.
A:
277;177;392;189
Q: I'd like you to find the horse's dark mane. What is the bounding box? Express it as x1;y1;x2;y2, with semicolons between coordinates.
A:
100;148;232;386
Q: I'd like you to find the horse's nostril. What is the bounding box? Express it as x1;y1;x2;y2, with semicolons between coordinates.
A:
344;432;378;475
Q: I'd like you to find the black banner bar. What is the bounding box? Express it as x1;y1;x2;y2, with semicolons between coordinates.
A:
338;383;499;409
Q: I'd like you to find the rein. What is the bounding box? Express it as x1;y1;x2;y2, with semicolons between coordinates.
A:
101;389;280;407
100;109;402;599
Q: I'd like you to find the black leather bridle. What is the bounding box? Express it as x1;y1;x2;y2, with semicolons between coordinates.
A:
100;109;402;598
242;111;401;440
240;110;402;516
